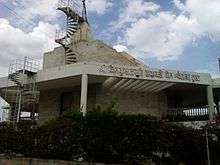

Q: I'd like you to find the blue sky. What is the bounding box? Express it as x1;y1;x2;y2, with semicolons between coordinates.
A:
0;0;220;77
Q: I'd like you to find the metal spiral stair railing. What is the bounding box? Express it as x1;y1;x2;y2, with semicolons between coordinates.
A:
8;70;22;87
55;0;85;64
6;57;40;122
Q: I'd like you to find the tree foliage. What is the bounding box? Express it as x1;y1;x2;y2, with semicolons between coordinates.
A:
0;107;220;164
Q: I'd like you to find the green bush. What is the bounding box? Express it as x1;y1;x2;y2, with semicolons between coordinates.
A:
0;107;219;164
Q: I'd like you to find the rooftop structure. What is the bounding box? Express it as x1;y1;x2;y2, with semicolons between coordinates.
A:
0;0;220;124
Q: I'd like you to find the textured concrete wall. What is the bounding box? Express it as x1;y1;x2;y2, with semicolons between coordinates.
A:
38;84;167;123
96;87;167;118
74;41;141;67
38;85;98;124
43;47;65;70
38;89;61;124
71;22;93;43
43;40;141;70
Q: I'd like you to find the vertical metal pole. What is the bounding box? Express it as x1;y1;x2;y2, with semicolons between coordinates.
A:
0;109;2;121
206;128;211;165
23;56;27;75
31;76;36;120
218;58;220;71
82;0;88;22
16;56;27;123
4;64;11;99
16;91;22;123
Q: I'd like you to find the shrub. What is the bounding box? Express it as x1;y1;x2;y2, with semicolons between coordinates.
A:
0;107;219;164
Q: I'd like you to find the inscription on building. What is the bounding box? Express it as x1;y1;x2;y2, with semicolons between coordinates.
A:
98;65;200;82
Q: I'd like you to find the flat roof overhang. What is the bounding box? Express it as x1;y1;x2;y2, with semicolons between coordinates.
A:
36;62;212;85
0;62;212;93
213;78;220;88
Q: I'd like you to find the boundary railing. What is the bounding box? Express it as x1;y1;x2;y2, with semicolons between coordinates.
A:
166;106;210;121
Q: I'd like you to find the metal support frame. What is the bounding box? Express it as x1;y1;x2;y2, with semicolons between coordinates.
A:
5;56;40;122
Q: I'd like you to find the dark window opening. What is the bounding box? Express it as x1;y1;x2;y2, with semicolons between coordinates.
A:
60;91;80;115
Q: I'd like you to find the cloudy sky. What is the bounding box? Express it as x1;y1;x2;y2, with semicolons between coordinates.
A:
0;0;220;78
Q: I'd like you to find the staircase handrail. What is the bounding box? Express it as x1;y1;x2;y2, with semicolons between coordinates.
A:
57;0;82;17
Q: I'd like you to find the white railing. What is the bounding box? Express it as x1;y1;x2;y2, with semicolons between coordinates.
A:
57;0;82;16
55;30;72;46
166;106;210;121
8;57;40;75
166;106;220;122
55;29;66;40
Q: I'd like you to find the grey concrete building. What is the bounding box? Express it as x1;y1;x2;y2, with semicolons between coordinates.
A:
0;0;219;124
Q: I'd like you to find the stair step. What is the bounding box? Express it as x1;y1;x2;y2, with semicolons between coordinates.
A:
67;31;75;35
67;58;77;60
66;50;73;53
66;48;74;51
68;26;78;30
67;57;77;59
69;25;78;28
66;61;76;63
68;22;78;25
66;56;77;59
67;59;77;61
68;25;78;29
67;29;77;33
66;54;76;56
58;7;79;18
68;19;77;23
66;56;76;58
66;34;71;38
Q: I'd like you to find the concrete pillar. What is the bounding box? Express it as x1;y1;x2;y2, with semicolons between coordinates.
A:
80;74;88;116
207;85;215;121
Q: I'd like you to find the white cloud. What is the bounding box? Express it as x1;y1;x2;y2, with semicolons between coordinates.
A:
196;60;220;78
125;12;202;60
11;0;112;25
87;0;113;15
113;44;128;52
112;0;220;61
185;0;220;41
0;18;57;76
14;0;59;22
173;0;185;11
111;0;160;30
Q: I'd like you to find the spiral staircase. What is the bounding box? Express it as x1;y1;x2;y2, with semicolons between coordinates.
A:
55;0;87;64
5;57;40;122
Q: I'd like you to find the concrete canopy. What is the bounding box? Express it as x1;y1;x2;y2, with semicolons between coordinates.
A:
0;62;212;94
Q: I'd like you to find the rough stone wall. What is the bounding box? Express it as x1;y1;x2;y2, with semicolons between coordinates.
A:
43;40;142;70
71;22;93;43
38;85;98;124
38;84;167;123
96;87;168;118
43;47;65;70
38;89;61;124
74;40;141;67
